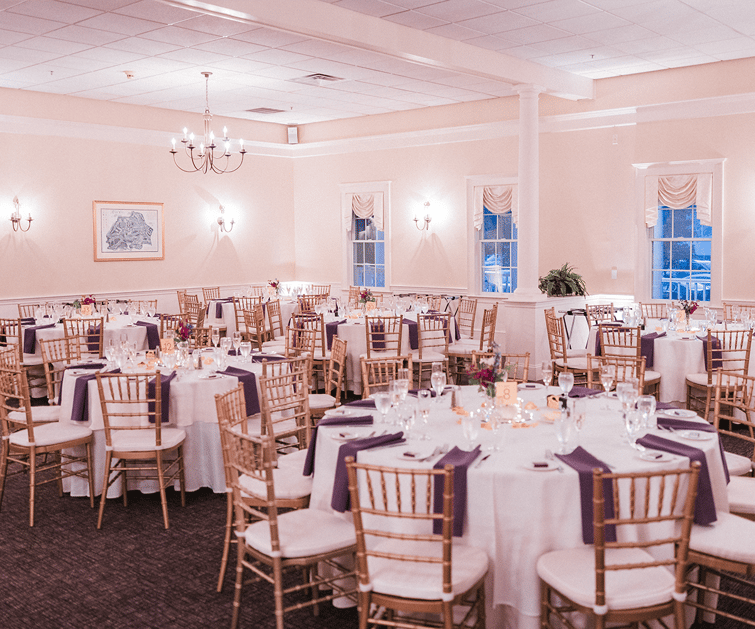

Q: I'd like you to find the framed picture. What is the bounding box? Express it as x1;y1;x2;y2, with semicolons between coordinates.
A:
93;201;164;261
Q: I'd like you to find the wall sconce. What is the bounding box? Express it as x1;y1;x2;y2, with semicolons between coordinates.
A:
217;205;235;233
10;196;32;232
413;201;432;231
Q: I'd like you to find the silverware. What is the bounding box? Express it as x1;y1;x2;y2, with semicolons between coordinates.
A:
417;446;441;462
544;449;564;473
368;441;406;452
475;454;491;468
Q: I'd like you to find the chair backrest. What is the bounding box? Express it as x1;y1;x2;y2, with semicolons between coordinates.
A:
713;370;755;466
17;303;40;319
702;329;752;384
586;354;646;390
183;298;205;329
456;297;477;339
722;302;755;322
586;303;614;327
191;326;212;349
348;286;361;307
472;351;530;383
479;302;498;352
365;315;403;358
417;312;451;359
0;346;35;442
39;337;80;403
599;324;641;358
259;355;312;452
324;336;348;405
159;313;184;339
640;302;669;319
346;457;455;599
360;354;412;398
203;287;221;301
0;318;22;361
176;290;187;313
266;299;285;338
310;284;331;296
591;464;700;612
544;307;567;362
291;313;326;355
233;296;261;336
215;384;250;490
63;317;104;359
249;285;267;297
96;372;165;448
427;295;443;311
243;305;268;350
298;294;328;314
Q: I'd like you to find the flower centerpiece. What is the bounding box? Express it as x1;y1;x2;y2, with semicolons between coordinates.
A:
677;300;698;328
359;288;375;304
268;278;280;296
466;345;506;398
175;319;194;344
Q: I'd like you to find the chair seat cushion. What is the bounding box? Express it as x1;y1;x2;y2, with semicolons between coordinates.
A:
409;349;447;363
239;466;312;500
645;370;661;383
536;546;676;611
724;451;753;477
276;447;308;472
9;421;93;447
566;348;588;358
313;350;331;361
10;405;61;424
727;476;755;514
309;393;336;410
261;341;285;352
690;511;755;564
109;428;186;452
367;539;488;601
685;373;740;388
244;508;355;558
554;357;589;371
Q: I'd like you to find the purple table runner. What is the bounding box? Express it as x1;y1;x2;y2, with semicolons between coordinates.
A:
148;371;177;425
22;323;56;354
568;386;602;398
635;433;717;525
326;319;346;350
303;414;373;476
218;367;260;417
402;318;419;350
556;446;617;544
432;445;481;537
135;321;160;350
345;399;376;408
331;432;405;512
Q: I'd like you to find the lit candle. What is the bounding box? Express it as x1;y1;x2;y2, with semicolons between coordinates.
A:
224;141;230;156
171;138;176;150
183;127;188;140
239;138;244;150
223;126;227;138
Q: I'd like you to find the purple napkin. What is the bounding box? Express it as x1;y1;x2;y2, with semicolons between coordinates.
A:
640;332;666;369
656;416;729;482
700;336;723;371
70;368;120;423
58;362;106;404
555;446;617;544
326;319;345;350
23;323;56;354
345;399;376;408
331;432;405;512
302;414;373;476
370;319;386;350
402;318;419;350
568;386;602;398
218;367;260;416
20;317;35;325
432;445;481;537
251;354;287;363
593;322;623;355
655;402;678;410
636;433;717;525
86;324;101;354
135;321;160;350
215;298;233;318
148;371;177;425
452;314;461;342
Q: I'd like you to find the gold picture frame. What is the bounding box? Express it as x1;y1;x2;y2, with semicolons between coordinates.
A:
93;200;164;262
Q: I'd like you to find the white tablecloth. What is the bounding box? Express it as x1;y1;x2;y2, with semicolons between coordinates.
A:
308;386;729;629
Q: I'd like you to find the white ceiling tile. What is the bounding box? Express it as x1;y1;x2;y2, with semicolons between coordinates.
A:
245;48;313;66
481;0;552;8
0;45;62;63
530;34;598;54
0;11;66;34
157;47;231;66
193;37;267;57
328;48;394;67
464;34;517;50
457;10;538;34
613;36;684;55
103;36;181;56
514;0;602;22
659;54;718;68
7;0;101;22
549;11;631;34
0;27;32;45
417;0;503;22
46;24;128;45
641;47;716;63
425;22;485;40
14;35;92;54
676;24;744;46
504;44;553;59
250;65;312;81
279;38;354;59
501;23;572;44
205;57;272;73
113;0;196;25
579;0;659;9
585;23;656;45
0;76;35;87
333;0;407;17
382;10;447;29
177;15;259;37
0;0;26;8
139;26;221;47
44;54;113;71
0;57;37;73
66;0;135;10
75;13;162;36
695;37;755;55
71;46;144;63
231;27;309;48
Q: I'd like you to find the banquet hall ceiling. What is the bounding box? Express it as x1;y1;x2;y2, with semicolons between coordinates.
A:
2;0;755;126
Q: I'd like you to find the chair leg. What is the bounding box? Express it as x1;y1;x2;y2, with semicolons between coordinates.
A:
231;534;244;629
156;451;170;529
178;446;186;507
358;591;370;629
0;441;8;513
85;442;95;509
28;447;37;527
97;451;113;529
217;491;233;593
273;557;285;629
55;451;64;497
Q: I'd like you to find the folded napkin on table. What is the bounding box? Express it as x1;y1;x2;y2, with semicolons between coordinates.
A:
568;386;602;398
655;416;729;482
402;318;419;350
58;362;106;404
22;323;56;354
432;445;482;537
655;402;678;410
251;354;287;363
207;298;234;319
640;331;666;369
135;321;160;350
345;398;376;408
326;319;346;349
148;371;177;425
635;433;718;525
303;414;373;476
218;366;260;416
70;368;120;423
20;317;35;325
331;432;404;512
555;446;617;544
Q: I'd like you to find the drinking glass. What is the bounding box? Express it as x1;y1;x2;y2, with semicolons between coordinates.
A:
636;395;657;429
239;341;252;363
162;351;177;371
372;392;392;425
554;411;574;454
211;328;220;348
397;400;416;439
396;369;410;401
541;361;553;388
558;372;574;397
232;331;242;353
573;398;586;445
430;370;446;398
488;406;505;452
461;411;480;449
616;382;635;422
624;410;644;450
220;337;232;355
600;364;615;395
416;390;432;440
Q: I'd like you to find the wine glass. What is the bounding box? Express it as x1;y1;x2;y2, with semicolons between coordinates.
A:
600;364;615;396
616;382;635;423
625;409;644;450
431;370;447;398
162;351;177;371
239;341;252;363
554;411;574;454
211;327;220;349
220;337;232;355
488;406;505;452
396;400;416;440
573;398;586;445
637;395;657;429
461;411;480;449
558;372;574;397
396;368;410;401
541;361;553;388
372;392;392;425
232;331;242;354
416;390;432;440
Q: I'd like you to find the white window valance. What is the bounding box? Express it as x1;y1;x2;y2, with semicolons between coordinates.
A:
644;173;712;228
342;192;384;232
473;185;518;230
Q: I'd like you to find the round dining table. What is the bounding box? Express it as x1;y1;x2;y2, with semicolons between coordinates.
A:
307;385;729;629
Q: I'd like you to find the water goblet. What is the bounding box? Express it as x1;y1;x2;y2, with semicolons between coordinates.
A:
162;351;177;371
232;331;242;354
554;411;574;454
416;390;432;440
573;398;586;445
396;400;416;439
396;369;410;401
220;337;232;355
430;370;446;398
372;392;392;425
636;395;657;429
239;341;252;363
624;409;644;450
461;411;480;449
488;406;505;452
541;361;553;388
211;327;220;348
558;372;575;397
616;382;635;427
600;364;615;395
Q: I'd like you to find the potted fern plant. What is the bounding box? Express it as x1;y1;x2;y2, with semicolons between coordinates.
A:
538;263;588;297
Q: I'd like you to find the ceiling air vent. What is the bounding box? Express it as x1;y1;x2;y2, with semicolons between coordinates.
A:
246;107;286;114
289;73;344;87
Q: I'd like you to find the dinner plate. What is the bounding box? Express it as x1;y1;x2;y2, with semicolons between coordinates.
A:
396;448;434;461
324;408;366;417
523;461;558;472
330;431;361;442
518;383;544;391
197;373;224;380
661;409;698;419
677;430;714;441
637;451;674;462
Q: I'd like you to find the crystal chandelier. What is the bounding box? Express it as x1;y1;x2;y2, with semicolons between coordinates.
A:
170;72;246;174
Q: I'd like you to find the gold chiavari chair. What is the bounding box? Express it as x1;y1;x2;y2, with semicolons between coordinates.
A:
545;307;589;384
233;296;262;340
586;354;646;391
640;302;669;319
360;354;412;398
159;313;183;341
723;302;755;322
447;302;498;384
266;299;286;342
348;286;361;308
202;287;221;301
364;314;403;358
472;350;530;383
17;303;41;319
243;304;268;350
456;296;478;339
586;303;614;327
63;316;104;359
309;336;347;422
412;311;451;387
598;324;661;398
310;284;330;296
38;336;81;406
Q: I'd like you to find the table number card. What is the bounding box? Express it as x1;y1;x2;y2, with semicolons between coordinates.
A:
80;304;93;316
495;381;517;406
365;301;377;311
160;337;175;353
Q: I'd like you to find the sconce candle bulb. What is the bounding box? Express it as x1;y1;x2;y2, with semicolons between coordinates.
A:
414;201;432;231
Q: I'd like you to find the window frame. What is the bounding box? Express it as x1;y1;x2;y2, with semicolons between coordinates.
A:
340;181;391;291
633;159;723;305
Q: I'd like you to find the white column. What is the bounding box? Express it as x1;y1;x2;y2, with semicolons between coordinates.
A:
513;84;545;299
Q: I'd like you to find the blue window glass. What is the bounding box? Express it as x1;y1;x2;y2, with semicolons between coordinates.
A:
352;213;384;288
480;207;517;294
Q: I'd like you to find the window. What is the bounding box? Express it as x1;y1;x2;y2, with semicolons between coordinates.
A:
352;214;385;288
651;203;711;301
481;207;517;293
